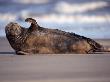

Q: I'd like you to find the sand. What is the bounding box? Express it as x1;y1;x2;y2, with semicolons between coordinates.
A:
0;37;110;82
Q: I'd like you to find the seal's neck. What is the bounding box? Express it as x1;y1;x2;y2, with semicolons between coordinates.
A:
6;34;21;51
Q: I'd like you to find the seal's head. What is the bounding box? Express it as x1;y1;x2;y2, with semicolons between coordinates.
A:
25;18;37;24
5;22;22;36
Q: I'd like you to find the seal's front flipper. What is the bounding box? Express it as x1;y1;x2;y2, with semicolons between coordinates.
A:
16;51;30;55
25;18;40;31
25;18;37;24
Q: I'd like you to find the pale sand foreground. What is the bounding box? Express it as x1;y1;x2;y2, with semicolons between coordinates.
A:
0;37;110;82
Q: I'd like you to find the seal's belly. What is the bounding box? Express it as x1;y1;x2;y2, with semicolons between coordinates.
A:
22;34;71;54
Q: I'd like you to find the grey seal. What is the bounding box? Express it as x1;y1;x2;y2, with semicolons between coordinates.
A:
5;18;110;55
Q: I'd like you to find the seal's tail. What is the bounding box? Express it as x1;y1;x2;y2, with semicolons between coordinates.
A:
101;46;110;52
95;46;110;53
85;38;110;53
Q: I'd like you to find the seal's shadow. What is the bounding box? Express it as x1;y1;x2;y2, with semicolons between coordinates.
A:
0;52;15;55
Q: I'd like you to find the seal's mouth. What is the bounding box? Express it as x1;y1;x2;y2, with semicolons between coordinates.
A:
5;22;22;36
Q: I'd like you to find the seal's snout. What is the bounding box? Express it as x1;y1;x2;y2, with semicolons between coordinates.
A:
25;18;37;24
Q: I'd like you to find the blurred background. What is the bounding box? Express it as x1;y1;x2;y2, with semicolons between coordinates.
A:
0;0;110;39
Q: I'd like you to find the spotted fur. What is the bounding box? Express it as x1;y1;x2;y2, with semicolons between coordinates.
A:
5;18;109;55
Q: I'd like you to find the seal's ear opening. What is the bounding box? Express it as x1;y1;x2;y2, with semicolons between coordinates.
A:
5;22;22;36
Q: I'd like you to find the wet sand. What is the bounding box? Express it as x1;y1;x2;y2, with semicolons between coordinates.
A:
0;37;110;82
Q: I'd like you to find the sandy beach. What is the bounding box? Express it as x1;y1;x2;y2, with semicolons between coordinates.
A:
0;37;110;82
